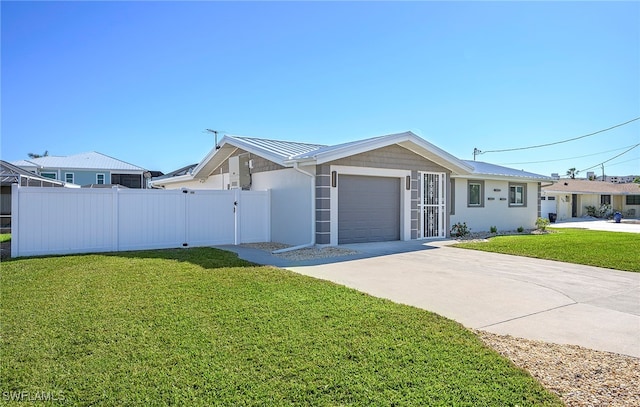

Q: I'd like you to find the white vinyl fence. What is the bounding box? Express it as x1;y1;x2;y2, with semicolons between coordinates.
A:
11;184;270;258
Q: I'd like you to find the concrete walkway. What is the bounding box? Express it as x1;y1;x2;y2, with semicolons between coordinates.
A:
221;240;640;358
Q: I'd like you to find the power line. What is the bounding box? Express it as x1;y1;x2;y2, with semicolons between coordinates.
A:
603;157;640;168
498;144;639;165
476;116;640;155
578;143;640;172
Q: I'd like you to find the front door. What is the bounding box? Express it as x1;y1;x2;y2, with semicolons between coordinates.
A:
419;172;446;238
572;194;578;217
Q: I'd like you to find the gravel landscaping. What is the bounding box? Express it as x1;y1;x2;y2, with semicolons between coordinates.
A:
477;331;639;407
241;242;359;261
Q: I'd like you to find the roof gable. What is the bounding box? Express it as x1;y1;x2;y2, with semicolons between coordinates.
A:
287;132;473;174
191;131;474;179
164;131;553;185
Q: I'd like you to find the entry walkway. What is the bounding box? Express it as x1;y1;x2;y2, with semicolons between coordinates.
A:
222;240;640;357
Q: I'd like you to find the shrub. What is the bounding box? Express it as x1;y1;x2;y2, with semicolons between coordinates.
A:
585;204;614;218
451;222;470;237
535;217;550;231
489;226;498;234
517;226;524;233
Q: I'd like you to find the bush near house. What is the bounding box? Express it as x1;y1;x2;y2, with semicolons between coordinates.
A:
450;222;470;237
0;248;561;406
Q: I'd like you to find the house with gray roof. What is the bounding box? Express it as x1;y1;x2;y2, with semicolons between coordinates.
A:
12;152;150;188
150;131;553;245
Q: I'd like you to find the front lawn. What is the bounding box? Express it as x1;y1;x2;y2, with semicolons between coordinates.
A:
455;228;640;272
0;248;561;406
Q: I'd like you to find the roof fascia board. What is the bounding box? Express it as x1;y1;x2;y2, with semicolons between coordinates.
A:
224;136;293;166
191;136;294;179
192;144;238;179
452;174;553;182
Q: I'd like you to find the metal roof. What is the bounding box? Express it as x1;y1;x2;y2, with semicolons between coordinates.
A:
155;132;552;185
10;152;146;171
461;160;553;181
290;135;389;160
228;136;327;160
152;163;198;181
1;160;66;186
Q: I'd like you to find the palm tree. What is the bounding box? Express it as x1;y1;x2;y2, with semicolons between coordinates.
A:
27;150;49;159
566;167;578;179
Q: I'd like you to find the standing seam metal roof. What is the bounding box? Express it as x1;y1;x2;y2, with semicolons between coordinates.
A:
462;160;553;180
230;136;327;159
10;152;146;171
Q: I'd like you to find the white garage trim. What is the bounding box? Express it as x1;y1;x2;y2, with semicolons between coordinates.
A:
329;165;411;246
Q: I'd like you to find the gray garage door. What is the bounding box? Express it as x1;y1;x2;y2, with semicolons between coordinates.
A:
338;175;400;244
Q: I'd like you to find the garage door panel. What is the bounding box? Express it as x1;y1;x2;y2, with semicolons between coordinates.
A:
338;175;400;244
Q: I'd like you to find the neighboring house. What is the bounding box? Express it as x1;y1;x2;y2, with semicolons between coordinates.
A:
0;160;69;233
542;179;640;220
596;175;638;184
151;131;552;246
150;163;198;186
11;152;150;188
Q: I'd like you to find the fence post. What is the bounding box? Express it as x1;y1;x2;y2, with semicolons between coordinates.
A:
266;189;272;243
184;188;189;247
11;183;19;258
112;186;119;252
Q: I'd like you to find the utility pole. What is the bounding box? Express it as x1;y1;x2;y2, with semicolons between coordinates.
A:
601;164;605;182
473;148;481;161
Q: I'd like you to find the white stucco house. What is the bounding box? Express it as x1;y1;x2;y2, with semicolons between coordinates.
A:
542;179;640;221
151;131;552;246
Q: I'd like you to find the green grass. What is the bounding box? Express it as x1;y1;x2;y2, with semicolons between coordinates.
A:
1;248;561;406
0;234;10;243
455;228;640;272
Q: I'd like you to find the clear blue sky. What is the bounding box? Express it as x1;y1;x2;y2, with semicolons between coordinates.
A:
2;1;639;177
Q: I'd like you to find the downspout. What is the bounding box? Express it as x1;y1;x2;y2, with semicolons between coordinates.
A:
272;161;316;254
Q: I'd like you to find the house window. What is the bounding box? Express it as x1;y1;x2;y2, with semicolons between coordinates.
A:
96;174;105;184
467;180;484;207
601;195;611;205
65;173;74;184
41;172;57;180
626;195;640;205
548;196;556;201
509;183;526;207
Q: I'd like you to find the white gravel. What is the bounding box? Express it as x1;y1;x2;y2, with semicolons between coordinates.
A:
240;242;359;261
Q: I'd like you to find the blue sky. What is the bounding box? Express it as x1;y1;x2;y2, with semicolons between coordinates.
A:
2;1;639;177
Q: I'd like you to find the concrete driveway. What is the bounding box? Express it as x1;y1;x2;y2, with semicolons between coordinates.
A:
551;218;640;233
282;241;640;358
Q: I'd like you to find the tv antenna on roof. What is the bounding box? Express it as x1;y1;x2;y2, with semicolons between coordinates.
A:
205;129;221;149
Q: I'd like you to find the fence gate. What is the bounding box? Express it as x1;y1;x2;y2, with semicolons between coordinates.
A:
11;185;270;257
